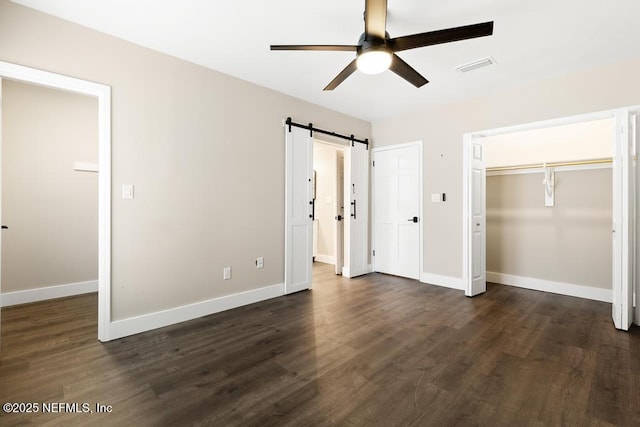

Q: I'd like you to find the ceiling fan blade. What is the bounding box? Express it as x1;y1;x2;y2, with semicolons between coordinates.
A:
389;54;429;88
389;21;494;52
324;59;358;91
364;0;388;39
270;45;358;52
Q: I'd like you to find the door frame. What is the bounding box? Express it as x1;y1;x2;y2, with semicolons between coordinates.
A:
0;61;112;341
372;141;424;280
462;106;637;330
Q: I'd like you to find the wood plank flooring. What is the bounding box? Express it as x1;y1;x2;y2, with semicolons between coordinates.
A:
1;263;639;426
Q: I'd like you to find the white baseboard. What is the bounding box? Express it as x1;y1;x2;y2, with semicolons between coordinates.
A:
314;254;335;265
107;283;285;341
1;280;98;307
420;272;464;291
487;271;612;303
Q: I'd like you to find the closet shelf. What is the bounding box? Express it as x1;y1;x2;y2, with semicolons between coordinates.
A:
486;157;612;173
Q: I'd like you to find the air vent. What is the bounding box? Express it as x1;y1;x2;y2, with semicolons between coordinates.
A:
456;56;496;73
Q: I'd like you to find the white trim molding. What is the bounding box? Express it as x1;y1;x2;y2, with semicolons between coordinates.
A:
487;271;612;303
421;272;464;291
107;283;285;340
1;280;98;307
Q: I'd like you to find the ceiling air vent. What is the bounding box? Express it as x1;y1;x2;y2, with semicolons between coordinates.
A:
456;56;496;73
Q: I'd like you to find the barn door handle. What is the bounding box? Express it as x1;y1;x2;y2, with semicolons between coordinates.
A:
350;200;357;219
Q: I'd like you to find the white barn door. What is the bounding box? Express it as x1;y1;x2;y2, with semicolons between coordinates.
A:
344;141;369;278
284;126;313;294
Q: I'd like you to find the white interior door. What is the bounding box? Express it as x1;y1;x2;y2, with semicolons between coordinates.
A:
334;151;344;275
464;138;486;296
284;126;313;294
343;141;369;278
612;110;635;330
373;143;421;280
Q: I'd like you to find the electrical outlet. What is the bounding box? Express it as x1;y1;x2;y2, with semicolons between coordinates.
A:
256;257;264;269
223;266;231;280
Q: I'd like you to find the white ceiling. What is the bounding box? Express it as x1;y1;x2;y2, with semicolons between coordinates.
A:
13;0;640;122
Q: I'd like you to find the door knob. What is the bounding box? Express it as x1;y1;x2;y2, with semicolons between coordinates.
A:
408;217;419;223
335;215;343;221
1;225;7;230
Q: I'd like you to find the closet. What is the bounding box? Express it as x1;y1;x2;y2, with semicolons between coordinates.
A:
482;118;615;302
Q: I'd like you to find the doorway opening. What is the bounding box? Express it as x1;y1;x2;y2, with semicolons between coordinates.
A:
313;140;345;276
1;79;98;308
0;61;111;341
284;123;369;295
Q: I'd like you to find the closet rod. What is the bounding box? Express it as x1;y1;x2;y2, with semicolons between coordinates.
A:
486;157;613;172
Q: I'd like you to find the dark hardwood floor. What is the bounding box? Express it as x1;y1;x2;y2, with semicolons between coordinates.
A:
1;263;639;426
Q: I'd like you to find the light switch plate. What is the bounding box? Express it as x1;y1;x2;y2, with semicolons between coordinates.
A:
431;193;441;203
122;184;134;199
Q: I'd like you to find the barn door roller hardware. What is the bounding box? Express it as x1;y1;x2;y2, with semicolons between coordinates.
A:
284;117;369;149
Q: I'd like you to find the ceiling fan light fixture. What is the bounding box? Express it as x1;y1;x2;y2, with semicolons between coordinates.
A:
356;49;392;75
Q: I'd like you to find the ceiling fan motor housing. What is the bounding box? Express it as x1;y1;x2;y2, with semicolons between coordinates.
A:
356;32;393;74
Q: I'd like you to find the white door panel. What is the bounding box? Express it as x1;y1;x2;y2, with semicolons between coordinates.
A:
612;110;635;330
373;143;421;280
334;152;344;275
344;141;369;278
285;126;313;294
465;139;486;296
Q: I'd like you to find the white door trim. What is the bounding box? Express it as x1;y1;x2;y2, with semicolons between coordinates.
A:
463;106;638;330
372;141;424;280
0;61;112;341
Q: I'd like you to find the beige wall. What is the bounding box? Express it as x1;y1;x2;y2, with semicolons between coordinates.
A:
372;55;640;280
0;1;371;320
2;79;98;292
487;169;612;289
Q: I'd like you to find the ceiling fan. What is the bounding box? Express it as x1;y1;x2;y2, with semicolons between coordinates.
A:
270;0;494;90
